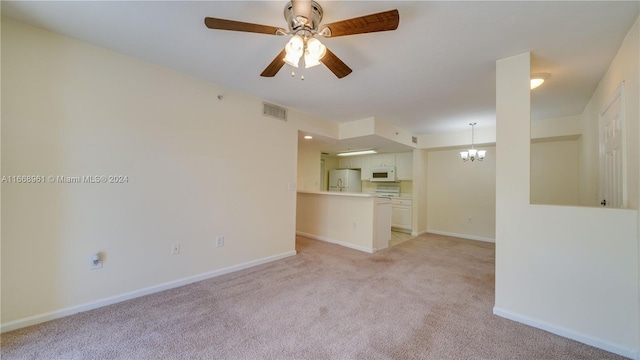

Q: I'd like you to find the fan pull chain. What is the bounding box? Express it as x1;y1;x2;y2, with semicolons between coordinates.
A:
290;68;305;81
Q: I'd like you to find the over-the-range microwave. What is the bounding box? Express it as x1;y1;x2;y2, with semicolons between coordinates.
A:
370;166;397;182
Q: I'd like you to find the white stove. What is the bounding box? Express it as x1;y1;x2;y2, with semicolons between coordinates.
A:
374;185;401;198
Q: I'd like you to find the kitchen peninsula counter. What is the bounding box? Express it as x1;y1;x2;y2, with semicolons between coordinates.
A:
296;191;391;253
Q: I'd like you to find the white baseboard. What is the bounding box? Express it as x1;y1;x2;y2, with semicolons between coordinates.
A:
426;229;495;243
1;250;297;333
414;229;429;236
493;307;638;360
296;231;374;253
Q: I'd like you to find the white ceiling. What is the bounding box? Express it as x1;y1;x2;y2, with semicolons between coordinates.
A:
3;1;639;142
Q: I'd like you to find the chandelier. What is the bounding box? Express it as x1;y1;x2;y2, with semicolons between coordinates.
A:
460;122;486;162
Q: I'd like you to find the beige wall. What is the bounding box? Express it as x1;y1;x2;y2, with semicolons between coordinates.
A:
530;139;579;205
494;51;639;357
1;18;302;328
426;147;496;241
297;135;322;191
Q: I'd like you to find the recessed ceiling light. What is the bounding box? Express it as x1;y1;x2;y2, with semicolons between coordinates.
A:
304;135;313;139
531;73;550;90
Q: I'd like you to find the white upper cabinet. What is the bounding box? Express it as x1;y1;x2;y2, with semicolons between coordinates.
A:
349;156;363;169
369;154;396;167
338;156;363;169
395;152;413;180
360;156;371;180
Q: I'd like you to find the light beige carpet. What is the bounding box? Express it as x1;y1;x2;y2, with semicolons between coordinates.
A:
1;234;624;359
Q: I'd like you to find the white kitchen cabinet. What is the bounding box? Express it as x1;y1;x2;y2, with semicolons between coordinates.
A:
349;156;363;169
395;152;413;180
391;198;412;232
338;156;363;169
360;156;371;180
369;154;396;167
375;198;392;251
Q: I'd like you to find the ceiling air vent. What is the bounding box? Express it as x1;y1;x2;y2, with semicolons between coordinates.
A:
263;102;287;121
412;136;418;144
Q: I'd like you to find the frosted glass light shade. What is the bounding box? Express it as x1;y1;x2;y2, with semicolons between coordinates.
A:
304;38;326;68
284;35;304;68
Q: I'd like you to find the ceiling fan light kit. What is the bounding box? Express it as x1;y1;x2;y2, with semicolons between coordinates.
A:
204;0;399;79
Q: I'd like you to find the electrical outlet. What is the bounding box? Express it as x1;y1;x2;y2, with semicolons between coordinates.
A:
172;243;180;255
216;236;224;248
90;252;102;270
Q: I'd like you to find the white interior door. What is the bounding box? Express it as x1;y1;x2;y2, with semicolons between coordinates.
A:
599;82;626;208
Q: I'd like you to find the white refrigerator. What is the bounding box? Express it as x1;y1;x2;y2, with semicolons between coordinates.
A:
328;169;362;193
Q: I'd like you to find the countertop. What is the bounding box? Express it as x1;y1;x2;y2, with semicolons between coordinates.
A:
297;190;377;198
297;191;409;203
297;190;392;204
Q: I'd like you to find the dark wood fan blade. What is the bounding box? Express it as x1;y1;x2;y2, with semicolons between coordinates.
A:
320;48;352;79
204;17;283;35
260;49;287;77
319;9;399;37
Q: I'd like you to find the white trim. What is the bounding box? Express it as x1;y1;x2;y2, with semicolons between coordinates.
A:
426;229;495;243
296;231;374;253
407;229;429;237
493;307;638;360
1;250;297;333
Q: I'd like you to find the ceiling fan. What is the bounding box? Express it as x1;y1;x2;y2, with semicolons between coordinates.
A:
204;0;400;79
